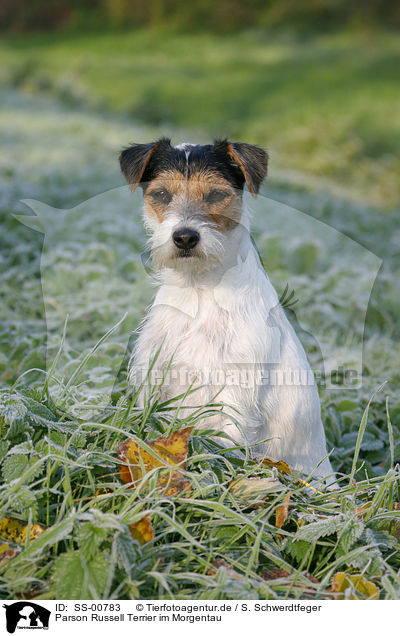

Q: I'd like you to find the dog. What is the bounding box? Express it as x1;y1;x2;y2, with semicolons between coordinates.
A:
119;138;334;483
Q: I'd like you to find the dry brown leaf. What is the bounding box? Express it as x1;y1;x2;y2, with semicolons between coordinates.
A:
206;559;243;579
0;517;45;545
330;572;379;600
261;568;320;585
261;567;291;580
117;427;193;496
130;515;154;545
261;568;321;597
206;558;229;575
275;492;291;529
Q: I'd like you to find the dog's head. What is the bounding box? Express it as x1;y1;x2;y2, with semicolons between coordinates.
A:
119;138;268;272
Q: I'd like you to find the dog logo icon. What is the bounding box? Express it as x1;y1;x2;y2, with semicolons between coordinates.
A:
3;602;50;633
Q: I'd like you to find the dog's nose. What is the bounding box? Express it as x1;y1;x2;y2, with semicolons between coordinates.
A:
172;228;200;250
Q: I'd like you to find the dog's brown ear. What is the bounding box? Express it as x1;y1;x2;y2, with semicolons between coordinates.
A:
119;138;170;191
225;142;268;196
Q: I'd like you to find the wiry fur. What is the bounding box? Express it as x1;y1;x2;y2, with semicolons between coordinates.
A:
120;139;334;483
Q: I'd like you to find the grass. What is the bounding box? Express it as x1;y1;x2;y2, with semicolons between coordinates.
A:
1;383;399;600
0;27;400;599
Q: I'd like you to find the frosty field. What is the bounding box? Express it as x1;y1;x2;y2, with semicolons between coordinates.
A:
0;31;400;599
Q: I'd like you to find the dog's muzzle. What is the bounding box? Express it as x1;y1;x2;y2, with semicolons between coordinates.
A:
172;228;200;254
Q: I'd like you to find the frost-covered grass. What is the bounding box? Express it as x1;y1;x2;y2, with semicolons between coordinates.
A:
0;85;400;599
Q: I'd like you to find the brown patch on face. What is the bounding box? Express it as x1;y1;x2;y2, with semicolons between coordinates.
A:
144;169;242;230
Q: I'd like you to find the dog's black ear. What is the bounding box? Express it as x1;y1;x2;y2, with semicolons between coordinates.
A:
119;138;170;191
225;141;268;195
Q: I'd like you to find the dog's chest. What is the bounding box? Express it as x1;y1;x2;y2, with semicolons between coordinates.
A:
135;252;284;379
132;245;291;396
149;288;231;370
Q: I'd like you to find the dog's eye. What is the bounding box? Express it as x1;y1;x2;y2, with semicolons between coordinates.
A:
149;189;172;204
204;189;230;204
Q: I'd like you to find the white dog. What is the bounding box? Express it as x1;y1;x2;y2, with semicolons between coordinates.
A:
119;138;334;482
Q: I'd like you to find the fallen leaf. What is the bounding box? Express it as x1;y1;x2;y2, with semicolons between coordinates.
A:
261;567;290;580
330;572;379;600
230;476;284;501
261;568;320;586
0;518;45;567
206;559;243;579
0;541;21;564
130;515;154;545
0;517;45;545
276;492;291;529
262;458;292;475
117;427;193;496
206;558;229;575
261;568;322;597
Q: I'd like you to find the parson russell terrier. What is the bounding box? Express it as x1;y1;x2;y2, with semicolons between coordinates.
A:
119;138;334;483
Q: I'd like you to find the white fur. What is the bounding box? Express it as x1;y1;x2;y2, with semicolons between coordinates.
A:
130;199;334;483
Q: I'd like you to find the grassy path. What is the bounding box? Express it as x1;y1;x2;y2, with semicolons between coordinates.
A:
1;29;400;207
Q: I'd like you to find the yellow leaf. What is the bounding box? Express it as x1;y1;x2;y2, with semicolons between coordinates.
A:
130;515;154;545
262;458;292;475
0;540;21;564
276;492;291;529
0;518;45;545
331;572;379;600
117;427;193;496
295;478;325;495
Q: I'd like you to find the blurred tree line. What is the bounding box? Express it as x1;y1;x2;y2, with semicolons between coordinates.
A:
1;0;399;32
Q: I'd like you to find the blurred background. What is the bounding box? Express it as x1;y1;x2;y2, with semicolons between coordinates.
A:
1;1;400;473
1;0;400;206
